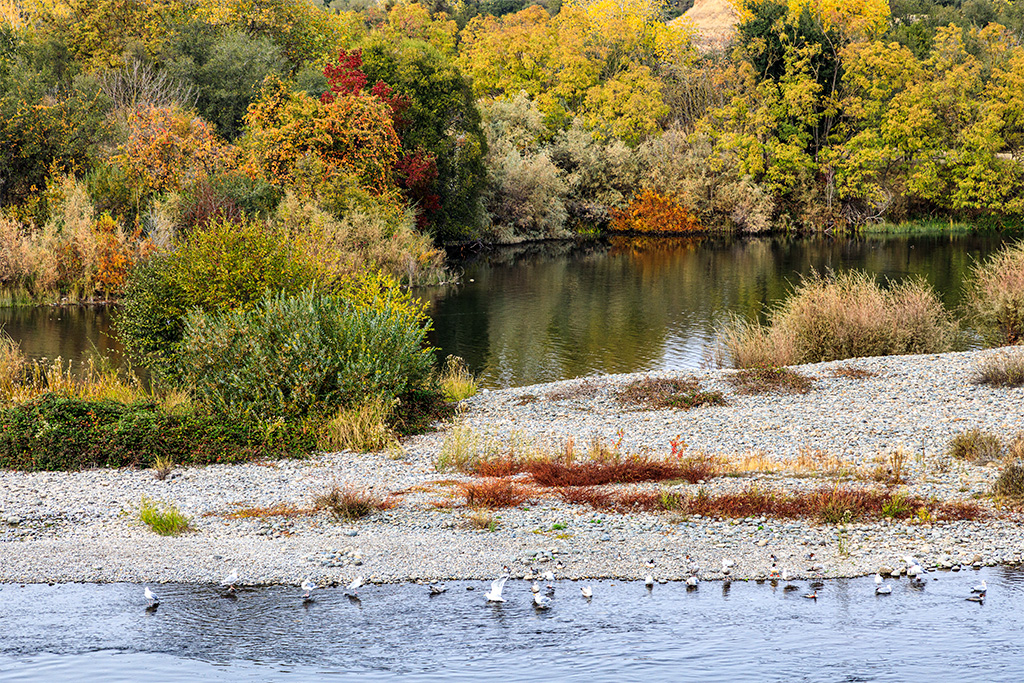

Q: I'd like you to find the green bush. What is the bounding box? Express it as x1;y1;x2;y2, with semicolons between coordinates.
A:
174;288;434;421
964;241;1024;346
139;495;191;535
994;461;1024;499
0;394;315;471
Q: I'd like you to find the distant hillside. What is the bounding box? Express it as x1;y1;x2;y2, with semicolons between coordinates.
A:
671;0;740;49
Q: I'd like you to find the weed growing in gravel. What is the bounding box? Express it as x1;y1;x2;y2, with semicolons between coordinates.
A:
994;461;1024;499
467;509;500;531
617;377;726;410
435;423;484;471
827;366;878;380
974;351;1024;388
873;447;911;486
439;356;478;401
318;398;398;453
546;381;599;402
459;479;530;508
152;455;175;481
881;490;913;518
139;496;191;535
948;429;1004;463
312;486;388;520
726;366;814;395
553;484;982;522
224;504;314;519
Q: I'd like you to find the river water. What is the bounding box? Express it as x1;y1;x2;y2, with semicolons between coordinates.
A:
1;568;1022;681
0;232;1013;389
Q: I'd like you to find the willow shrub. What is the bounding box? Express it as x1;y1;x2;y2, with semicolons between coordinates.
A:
174;286;434;423
964;241;1024;346
722;270;962;367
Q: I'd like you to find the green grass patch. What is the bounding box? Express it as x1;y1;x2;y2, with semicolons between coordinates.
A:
139;496;191;535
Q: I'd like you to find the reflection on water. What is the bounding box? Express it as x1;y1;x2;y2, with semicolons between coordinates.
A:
1;569;1023;682
0;233;1012;389
427;233;1010;387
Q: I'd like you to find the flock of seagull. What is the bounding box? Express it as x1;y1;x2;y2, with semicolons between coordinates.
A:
141;554;992;609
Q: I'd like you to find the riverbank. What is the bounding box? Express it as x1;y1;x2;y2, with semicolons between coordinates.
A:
1;348;1022;586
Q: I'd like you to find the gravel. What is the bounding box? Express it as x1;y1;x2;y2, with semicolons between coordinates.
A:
1;348;1022;586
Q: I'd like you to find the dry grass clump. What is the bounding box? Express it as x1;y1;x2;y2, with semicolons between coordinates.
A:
318;398;398;453
0;333;147;407
722;448;859;479
556;484;983;522
964;241;1024;346
872;447;911;486
224;504;314;519
459;479;531;508
546;380;599;401
138;496;191;535
994;461;1024;499
721;270;960;368
152;455;175;481
467;509;500;531
439;355;478;401
827;365;878;380
947;429;1004;464
973;351;1024;388
617;377;726;410
513;394;540;406
312;485;389;520
726;366;814;394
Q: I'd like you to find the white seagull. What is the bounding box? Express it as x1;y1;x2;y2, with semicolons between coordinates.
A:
644;575;655;588
347;576;365;594
429;584;447;595
485;575;509;602
581;585;593;598
531;581;541;594
144;586;159;606
221;569;239;592
875;573;892;595
722;559;735;577
301;578;315;600
686;575;699;589
972;580;987;596
541;570;555;582
533;592;552;609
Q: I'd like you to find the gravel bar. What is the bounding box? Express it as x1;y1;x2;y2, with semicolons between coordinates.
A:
2;348;1023;586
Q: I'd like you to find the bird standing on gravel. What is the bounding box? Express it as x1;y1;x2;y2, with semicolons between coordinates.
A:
221;569;239;593
874;574;892;595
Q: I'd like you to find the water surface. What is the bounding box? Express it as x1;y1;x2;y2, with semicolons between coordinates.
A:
1;569;1021;682
0;233;1012;388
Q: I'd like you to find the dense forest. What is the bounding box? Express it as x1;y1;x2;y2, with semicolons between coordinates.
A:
1;0;1023;300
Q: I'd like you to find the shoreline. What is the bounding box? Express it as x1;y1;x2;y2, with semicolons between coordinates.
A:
2;348;1023;586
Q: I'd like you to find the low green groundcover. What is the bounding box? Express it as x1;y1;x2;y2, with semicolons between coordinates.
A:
0;395;315;471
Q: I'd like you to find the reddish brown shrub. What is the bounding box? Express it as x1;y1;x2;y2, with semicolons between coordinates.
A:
459;479;530;508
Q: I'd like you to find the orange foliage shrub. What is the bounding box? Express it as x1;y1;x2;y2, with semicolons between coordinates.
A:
111;105;237;197
609;189;703;234
241;77;401;196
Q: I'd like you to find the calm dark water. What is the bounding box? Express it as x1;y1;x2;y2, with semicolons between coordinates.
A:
0;233;1013;387
1;569;1022;682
